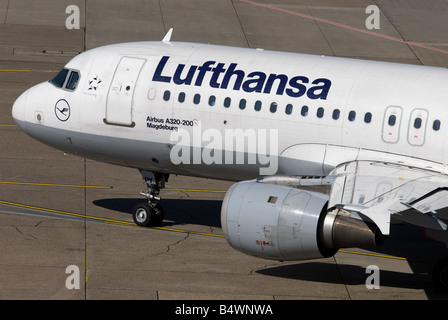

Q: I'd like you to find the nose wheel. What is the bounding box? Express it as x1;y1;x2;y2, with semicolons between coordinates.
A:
132;202;165;227
132;170;168;227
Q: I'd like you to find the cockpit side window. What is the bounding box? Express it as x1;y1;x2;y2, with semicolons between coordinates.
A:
50;68;80;91
65;71;80;91
50;68;69;88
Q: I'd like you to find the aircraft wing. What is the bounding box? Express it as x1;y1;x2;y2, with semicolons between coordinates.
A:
328;161;448;235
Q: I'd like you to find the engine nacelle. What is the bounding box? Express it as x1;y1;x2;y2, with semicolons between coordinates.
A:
221;179;384;261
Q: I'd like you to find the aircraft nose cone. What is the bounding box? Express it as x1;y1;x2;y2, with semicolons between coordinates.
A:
12;90;28;131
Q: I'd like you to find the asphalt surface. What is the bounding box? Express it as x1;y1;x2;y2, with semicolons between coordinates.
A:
1;0;448;300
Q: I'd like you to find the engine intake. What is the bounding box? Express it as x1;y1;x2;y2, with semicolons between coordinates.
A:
221;180;385;261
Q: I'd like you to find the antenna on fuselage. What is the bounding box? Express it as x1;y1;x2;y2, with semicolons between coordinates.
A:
162;28;173;43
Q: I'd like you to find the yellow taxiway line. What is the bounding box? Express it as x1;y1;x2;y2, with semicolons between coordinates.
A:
2;196;429;261
162;188;226;193
0;187;429;262
0;181;112;189
338;249;407;261
0;69;58;72
0;182;229;193
338;249;435;264
0;69;35;72
0;199;224;238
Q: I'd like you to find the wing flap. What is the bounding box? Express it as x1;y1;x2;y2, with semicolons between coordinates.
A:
328;161;448;235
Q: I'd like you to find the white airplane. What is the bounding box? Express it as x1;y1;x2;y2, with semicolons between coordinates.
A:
11;29;448;292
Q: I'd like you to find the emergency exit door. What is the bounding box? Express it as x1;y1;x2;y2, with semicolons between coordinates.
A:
382;106;402;143
408;108;428;146
105;57;145;126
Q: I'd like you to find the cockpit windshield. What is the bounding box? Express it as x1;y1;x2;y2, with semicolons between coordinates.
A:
50;68;69;88
49;68;80;91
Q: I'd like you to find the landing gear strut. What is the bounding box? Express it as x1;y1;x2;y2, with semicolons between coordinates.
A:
132;170;169;227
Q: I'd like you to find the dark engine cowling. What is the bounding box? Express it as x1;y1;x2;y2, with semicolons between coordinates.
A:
221;180;384;261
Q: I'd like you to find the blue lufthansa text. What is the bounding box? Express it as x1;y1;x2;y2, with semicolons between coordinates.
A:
152;56;332;100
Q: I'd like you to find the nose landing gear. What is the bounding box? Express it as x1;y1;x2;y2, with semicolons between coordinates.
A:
132;170;168;227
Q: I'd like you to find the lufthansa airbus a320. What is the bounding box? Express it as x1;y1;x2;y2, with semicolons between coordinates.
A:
12;30;448;292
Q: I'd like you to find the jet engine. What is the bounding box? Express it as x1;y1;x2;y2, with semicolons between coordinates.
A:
221;179;385;261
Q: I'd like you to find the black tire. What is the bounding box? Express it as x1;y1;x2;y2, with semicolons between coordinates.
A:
132;202;154;227
432;257;448;293
132;202;165;227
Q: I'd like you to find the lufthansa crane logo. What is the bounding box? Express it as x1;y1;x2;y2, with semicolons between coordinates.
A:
54;99;71;122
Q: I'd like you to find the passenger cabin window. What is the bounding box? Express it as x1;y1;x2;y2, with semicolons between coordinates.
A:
254;100;262;111
348;110;356;122
50;68;69;88
163;90;170;101
178;92;185;103
239;99;246;110
224;97;231;108
433;120;441;131
388;115;396;126
332;109;340;120
193;93;201;104
301;106;308;117
364;112;372;123
285;104;293;115
208;95;216;106
414;117;422;129
270;102;277;113
317;107;324;118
